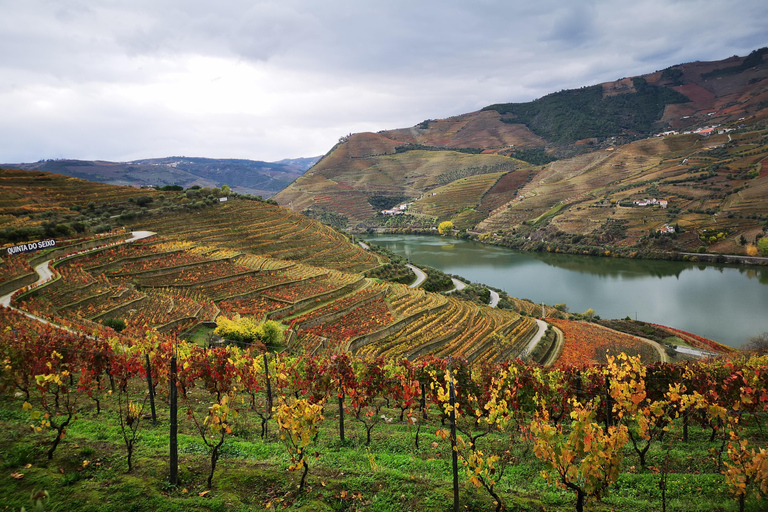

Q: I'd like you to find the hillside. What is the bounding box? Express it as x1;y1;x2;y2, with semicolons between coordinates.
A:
274;48;768;258
0;168;555;365
3;155;320;197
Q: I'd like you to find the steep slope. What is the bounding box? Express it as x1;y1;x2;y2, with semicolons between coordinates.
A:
1;169;545;364
274;49;768;257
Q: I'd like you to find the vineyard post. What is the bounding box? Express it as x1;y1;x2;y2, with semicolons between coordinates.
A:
169;355;178;485
420;381;428;420
106;356;115;393
575;370;582;404
449;369;460;512
145;354;157;423
338;389;345;443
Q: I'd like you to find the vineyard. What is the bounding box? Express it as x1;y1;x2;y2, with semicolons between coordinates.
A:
5;219;549;363
2;307;767;512
410;171;506;222
134;201;383;274
548;318;662;366
0;171;757;511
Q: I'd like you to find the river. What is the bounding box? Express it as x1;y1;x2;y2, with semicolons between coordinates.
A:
359;234;768;349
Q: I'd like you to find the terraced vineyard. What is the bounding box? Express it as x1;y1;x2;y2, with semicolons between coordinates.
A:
2;170;732;370
135;201;382;273
3;186;552;364
352;294;538;364
548;318;662;366
409;171;506;222
273;51;768;257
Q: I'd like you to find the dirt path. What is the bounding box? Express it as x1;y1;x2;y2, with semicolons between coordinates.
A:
541;325;564;367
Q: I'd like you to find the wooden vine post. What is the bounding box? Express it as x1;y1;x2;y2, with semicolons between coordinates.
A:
169;355;178;485
145;354;156;423
449;368;460;512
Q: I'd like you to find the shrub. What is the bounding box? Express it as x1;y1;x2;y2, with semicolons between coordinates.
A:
102;318;126;332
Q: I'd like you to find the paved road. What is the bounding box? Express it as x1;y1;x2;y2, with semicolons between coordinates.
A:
518;319;548;359
488;290;500;308
451;278;467;291
407;264;427;288
1;231;156;309
444;278;467;294
674;346;719;358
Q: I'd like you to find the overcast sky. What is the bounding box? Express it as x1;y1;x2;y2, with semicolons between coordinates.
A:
1;0;766;163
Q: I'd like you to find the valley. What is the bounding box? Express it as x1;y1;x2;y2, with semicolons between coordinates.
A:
1;48;768;512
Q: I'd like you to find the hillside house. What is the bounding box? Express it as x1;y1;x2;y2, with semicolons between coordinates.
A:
660;224;675;234
633;198;668;208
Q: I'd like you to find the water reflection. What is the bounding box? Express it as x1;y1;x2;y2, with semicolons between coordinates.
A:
527;251;687;280
360;234;768;348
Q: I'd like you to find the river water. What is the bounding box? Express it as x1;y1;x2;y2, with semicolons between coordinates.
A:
360;234;768;349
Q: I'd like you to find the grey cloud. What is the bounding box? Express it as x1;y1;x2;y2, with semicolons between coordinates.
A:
1;0;767;163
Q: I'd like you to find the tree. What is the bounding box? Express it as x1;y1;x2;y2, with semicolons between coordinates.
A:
213;315;279;349
438;221;454;235
758;237;768;256
744;332;768;354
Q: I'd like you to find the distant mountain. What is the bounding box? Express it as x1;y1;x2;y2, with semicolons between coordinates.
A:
3;155;318;197
274;48;768;258
273;156;322;171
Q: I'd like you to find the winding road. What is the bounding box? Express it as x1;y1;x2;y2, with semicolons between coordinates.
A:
1;231;156;311
518;319;549;360
444;278;467;294
407;264;427;288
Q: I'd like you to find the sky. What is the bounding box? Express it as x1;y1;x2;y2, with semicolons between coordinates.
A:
1;0;766;164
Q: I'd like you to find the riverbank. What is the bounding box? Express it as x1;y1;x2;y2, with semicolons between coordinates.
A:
358;233;768;348
350;227;768;267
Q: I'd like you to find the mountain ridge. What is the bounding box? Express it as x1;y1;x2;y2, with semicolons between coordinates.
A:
274;48;768;258
2;155;321;197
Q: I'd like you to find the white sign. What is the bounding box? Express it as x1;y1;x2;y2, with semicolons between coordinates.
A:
6;239;56;256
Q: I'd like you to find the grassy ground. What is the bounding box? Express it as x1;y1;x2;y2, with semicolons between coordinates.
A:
0;388;760;512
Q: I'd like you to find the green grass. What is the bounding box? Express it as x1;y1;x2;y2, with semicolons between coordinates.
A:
532;202;566;226
185;325;216;347
2;387;763;512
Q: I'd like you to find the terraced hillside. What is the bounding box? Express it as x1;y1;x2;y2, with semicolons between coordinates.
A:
478;128;768;257
134;201;382;273
11;234;539;364
274;49;768;257
2;172;548;365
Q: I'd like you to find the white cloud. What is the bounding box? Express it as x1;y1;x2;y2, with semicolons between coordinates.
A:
0;0;766;163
